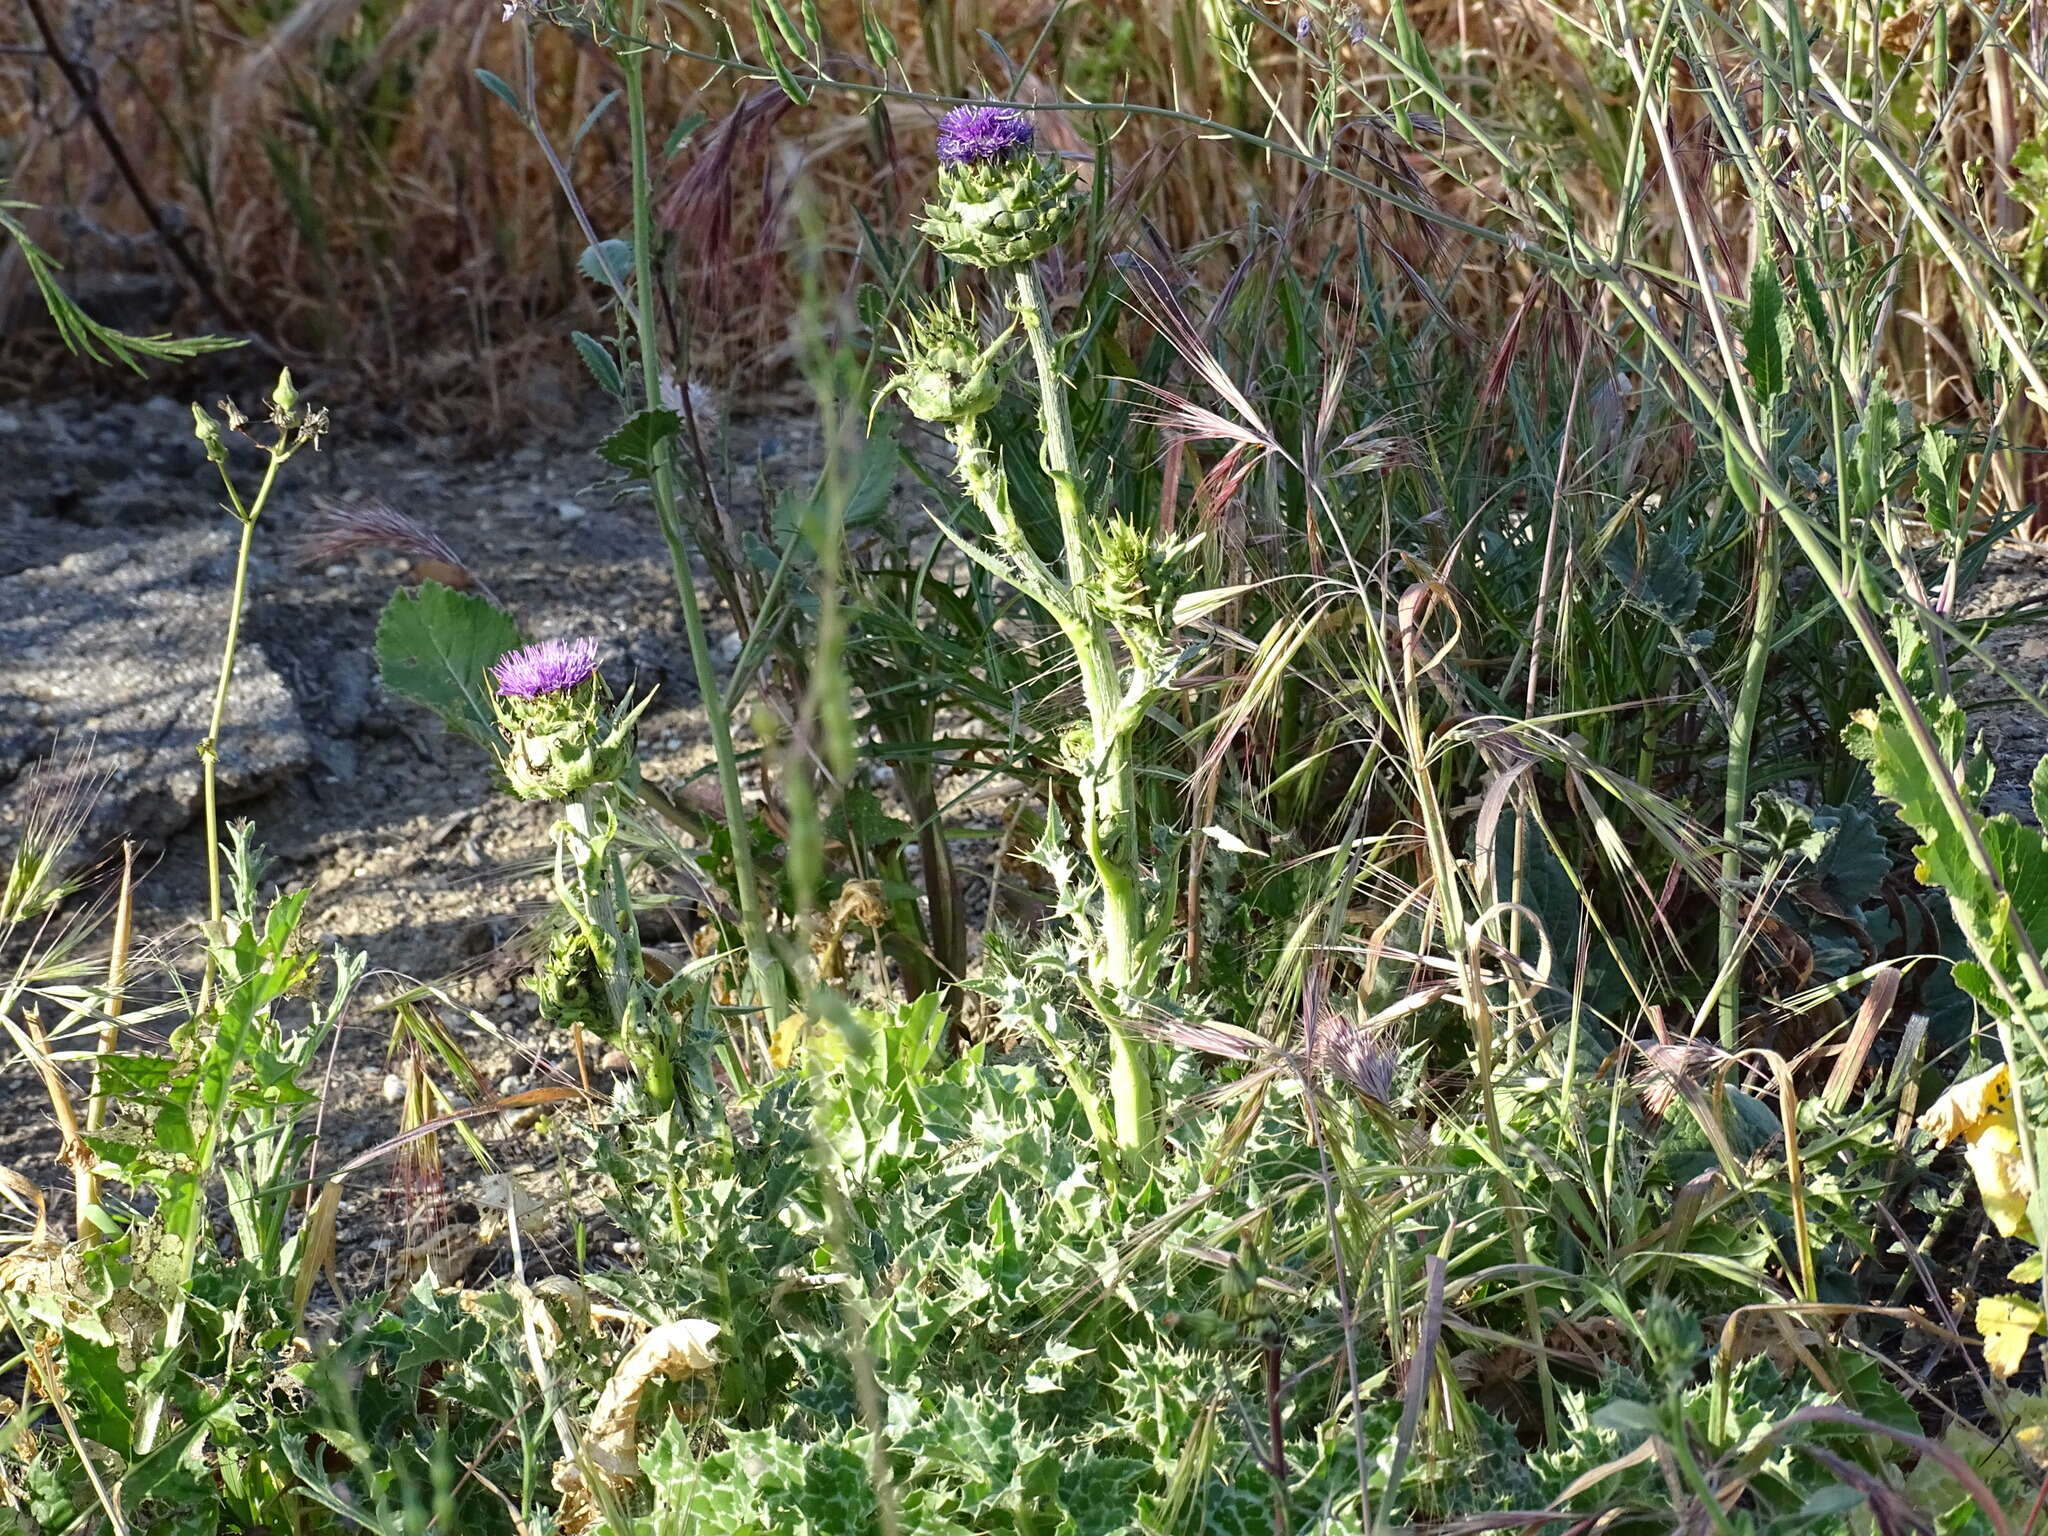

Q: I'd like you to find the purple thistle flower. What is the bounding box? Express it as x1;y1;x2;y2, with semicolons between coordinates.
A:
492;637;601;698
936;104;1034;166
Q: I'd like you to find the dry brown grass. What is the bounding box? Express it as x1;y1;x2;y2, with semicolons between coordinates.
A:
2;0;2043;459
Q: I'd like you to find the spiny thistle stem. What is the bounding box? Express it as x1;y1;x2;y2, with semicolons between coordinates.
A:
928;339;1156;1161
1009;264;1094;587
942;418;1060;596
1004;262;1157;1163
621;17;787;1024
561;793;674;1107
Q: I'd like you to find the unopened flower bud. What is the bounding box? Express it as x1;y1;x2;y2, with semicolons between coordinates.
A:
271;367;299;418
528;925;614;1034
191;403;229;464
889;302;1003;424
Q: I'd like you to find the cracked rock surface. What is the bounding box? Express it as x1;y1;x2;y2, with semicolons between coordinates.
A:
0;527;311;857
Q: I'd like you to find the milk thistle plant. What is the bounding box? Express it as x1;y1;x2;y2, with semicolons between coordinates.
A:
896;104;1196;1162
490;637;673;1102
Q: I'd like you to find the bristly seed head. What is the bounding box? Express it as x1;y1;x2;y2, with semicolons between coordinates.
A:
936;104;1034;166
491;637;602;699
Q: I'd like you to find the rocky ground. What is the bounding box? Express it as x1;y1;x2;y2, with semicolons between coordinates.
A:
0;381;822;1289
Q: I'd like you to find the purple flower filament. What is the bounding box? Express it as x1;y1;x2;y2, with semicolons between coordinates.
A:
936;104;1034;167
492;637;601;698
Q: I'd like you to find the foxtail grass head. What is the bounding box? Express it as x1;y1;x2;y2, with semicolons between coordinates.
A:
921;103;1079;269
882;301;1005;425
489;638;647;800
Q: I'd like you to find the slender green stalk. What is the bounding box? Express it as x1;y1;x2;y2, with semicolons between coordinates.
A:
1718;506;1779;1048
200;457;279;928
620;12;787;1024
1397;638;1558;1442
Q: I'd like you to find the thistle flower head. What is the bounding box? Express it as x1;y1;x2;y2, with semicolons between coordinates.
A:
492;637;601;699
920;105;1079;269
488;639;650;801
936;104;1034;166
659;370;724;440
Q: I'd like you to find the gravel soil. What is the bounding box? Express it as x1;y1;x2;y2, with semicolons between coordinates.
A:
0;381;819;1289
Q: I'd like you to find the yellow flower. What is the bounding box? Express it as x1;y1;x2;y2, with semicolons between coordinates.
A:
1918;1063;2035;1240
1978;1295;2046;1379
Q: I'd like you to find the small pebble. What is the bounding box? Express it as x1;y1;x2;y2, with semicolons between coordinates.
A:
380;1073;405;1104
556;499;588;522
496;1072;523;1096
599;1048;632;1076
0;408;22;435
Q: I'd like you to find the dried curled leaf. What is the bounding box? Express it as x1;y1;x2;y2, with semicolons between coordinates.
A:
553;1318;721;1532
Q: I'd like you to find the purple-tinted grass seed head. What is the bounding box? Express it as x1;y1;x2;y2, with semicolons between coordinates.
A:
936;104;1034;167
1306;1008;1399;1106
492;637;601;699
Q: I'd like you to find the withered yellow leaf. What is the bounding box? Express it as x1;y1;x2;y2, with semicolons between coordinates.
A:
1968;1122;2037;1239
1979;1295;2046;1379
1919;1062;2036;1240
1919;1062;2016;1147
769;1013;808;1070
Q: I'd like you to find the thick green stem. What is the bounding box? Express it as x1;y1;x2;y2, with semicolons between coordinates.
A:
1001;261;1157;1164
1009;265;1093;587
1719;507;1779;1048
622;24;786;1024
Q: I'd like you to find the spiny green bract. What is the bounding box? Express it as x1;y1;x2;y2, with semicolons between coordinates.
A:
919;153;1081;269
888;301;1004;424
492;674;649;801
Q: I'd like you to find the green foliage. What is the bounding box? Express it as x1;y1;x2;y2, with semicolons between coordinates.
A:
599;407;682;479
0;196;242;374
374;580;525;751
20;0;2048;1525
1849;623;2048;1024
